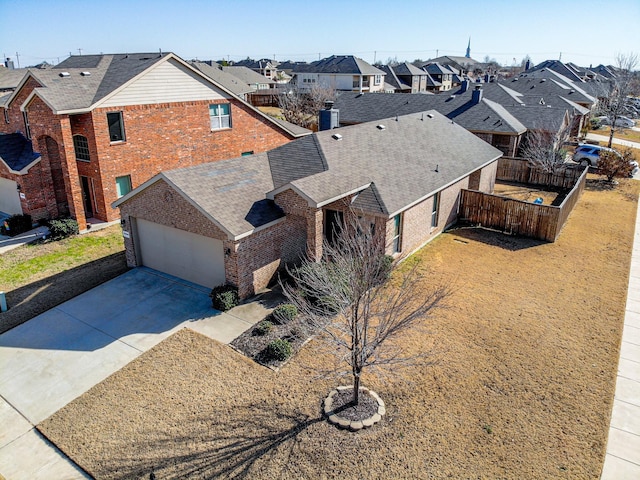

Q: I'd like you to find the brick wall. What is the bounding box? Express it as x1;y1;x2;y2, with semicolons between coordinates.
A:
0;77;42;135
92;99;295;222
118;180;308;299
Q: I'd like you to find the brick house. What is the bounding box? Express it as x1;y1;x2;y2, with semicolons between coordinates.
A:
293;56;386;93
0;53;309;229
113;111;502;299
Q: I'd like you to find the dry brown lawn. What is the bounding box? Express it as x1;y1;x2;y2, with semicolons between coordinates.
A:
38;177;639;479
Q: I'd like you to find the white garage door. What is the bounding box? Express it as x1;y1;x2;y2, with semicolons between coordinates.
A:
136;219;225;289
0;178;23;215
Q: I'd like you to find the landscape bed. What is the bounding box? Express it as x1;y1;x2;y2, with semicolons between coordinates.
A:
38;176;639;479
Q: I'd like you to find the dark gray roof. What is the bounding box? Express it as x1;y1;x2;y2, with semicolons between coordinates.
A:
0;133;41;172
528;60;584;83
334;91;527;134
189;61;253;96
393;62;426;77
507;70;596;105
280;111;503;215
423;63;452;75
161;154;284;238
293;56;385;76
378;65;411;91
267;135;327;189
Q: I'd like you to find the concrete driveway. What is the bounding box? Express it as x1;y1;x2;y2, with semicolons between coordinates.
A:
0;268;270;479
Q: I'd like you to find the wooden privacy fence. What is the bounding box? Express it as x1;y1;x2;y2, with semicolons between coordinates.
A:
460;165;588;242
497;157;585;188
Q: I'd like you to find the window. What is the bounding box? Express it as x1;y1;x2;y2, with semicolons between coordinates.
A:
3;108;8;124
23;111;31;139
241;151;254;156
115;175;132;198
107;112;125;142
392;213;403;253
209;103;231;130
374;75;382;85
353;75;360;89
73;135;91;161
431;193;440;228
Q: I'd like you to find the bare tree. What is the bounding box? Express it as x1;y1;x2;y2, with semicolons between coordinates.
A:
598;147;636;182
520;121;571;174
278;84;335;130
593;53;639;148
282;209;450;405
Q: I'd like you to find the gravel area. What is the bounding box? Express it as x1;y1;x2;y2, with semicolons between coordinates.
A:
38;177;639;479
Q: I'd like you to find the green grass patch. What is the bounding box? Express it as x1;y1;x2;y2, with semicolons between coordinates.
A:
0;225;124;291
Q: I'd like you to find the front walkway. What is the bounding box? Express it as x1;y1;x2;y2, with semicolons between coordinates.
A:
601;195;640;479
0;268;274;479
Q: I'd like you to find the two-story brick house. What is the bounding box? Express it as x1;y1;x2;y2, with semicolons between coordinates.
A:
0;52;309;229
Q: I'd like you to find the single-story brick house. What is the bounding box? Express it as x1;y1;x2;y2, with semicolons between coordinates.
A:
113;111;502;298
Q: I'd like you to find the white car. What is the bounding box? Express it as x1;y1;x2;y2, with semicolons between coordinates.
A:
594;116;636;128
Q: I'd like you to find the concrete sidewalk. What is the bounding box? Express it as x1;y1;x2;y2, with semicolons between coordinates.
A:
0;268;276;479
585;132;640;150
600;195;640;479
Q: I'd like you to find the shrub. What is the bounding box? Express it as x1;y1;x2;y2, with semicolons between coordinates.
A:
47;218;79;240
1;214;32;237
254;320;273;336
265;338;292;361
271;303;298;324
209;284;239;311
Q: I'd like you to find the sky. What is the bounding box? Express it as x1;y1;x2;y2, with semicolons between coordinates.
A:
1;0;639;69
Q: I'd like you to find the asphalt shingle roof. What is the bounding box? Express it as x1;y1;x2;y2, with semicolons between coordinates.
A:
334;91;527;134
293;56;385;76
118;111;502;237
0;133;41;172
161;154;284;237
189;61;253;96
222;66;275;87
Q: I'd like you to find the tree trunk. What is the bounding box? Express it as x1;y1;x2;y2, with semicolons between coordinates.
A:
353;373;360;405
608;126;615;149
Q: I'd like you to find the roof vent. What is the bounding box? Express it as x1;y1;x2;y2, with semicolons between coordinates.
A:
331;133;342;140
80;71;91;76
540;79;547;82
59;72;70;77
427;113;434;119
376;125;385;130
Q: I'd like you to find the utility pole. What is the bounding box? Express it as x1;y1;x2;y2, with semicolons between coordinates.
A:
373;51;376;64
436;49;438;57
15;52;20;68
78;48;83;56
559;52;562;61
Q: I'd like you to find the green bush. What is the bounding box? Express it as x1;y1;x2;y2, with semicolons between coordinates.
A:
254;320;273;336
47;218;79;240
1;214;32;237
265;338;292;361
209;285;239;311
271;303;298;324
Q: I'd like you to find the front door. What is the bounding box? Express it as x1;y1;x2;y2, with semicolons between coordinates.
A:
80;176;94;218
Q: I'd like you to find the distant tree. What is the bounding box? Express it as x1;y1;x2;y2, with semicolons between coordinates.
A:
598;148;636;182
384;56;400;66
520;121;571;174
278;84;335;130
282;209;450;406
593;53;639;148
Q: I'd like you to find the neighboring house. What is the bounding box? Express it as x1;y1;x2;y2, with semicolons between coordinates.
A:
379;63;429;93
188;61;254;100
421;63;455;91
113;111;502;298
293;55;386;93
334;85;528;156
222;66;275;91
233;58;280;81
0;52;309;229
425;55;479;76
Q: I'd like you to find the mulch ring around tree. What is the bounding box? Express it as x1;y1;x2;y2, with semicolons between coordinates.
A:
324;386;386;431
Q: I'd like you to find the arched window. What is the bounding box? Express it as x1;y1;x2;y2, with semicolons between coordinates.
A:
73;135;90;161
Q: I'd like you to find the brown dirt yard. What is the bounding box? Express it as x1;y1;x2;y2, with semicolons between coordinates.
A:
39;176;639;479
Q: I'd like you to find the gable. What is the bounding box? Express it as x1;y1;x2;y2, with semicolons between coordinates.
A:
99;58;230;108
